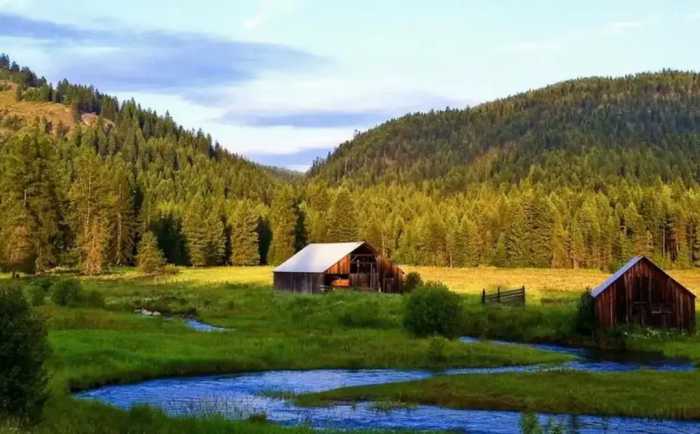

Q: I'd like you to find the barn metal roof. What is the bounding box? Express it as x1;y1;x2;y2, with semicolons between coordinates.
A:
591;255;696;299
273;242;365;273
590;256;644;298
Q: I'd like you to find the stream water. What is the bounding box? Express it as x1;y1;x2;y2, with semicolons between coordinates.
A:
183;318;227;332
77;338;699;433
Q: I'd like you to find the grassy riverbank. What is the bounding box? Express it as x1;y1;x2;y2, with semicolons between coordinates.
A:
298;370;700;420
3;266;577;433
4;265;700;432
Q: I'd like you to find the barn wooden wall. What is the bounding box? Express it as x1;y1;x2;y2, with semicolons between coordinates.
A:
273;272;324;293
594;259;695;331
275;244;404;293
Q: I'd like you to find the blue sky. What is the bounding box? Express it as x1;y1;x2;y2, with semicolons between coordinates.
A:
1;1;699;170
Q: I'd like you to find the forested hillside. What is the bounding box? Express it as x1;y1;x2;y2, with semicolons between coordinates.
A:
2;53;700;273
303;71;700;271
0;54;285;274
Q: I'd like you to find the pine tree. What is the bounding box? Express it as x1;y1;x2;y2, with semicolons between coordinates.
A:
493;233;508;267
136;231;165;274
183;196;225;266
268;187;297;265
326;188;359;242
106;157;135;265
229;201;260;266
550;213;570;268
0;128;62;273
0;219;34;277
69;146;113;275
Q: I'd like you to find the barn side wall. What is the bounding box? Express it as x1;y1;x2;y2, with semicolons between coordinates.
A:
274;272;324;293
594;260;696;331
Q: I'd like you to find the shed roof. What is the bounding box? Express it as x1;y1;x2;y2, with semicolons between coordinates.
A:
590;256;643;298
590;256;696;298
273;242;365;273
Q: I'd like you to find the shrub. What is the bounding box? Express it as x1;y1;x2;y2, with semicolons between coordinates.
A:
49;279;82;307
574;291;596;336
84;290;105;308
27;283;46;306
403;282;464;338
403;272;423;293
0;285;50;421
426;336;448;363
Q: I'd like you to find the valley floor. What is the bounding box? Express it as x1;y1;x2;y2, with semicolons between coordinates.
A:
4;266;700;433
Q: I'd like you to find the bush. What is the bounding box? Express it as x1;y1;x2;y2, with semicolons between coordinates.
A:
27;284;46;306
0;285;50;421
426;336;448;363
84;290;105;308
574;291;595;336
403;272;423;293
49;279;82;307
403;282;464;338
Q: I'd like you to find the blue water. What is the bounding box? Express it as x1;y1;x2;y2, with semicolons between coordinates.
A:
184;319;227;332
77;338;699;433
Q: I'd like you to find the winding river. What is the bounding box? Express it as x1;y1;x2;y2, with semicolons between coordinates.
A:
77;336;699;433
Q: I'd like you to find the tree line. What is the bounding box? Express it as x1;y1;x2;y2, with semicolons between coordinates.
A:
2;55;700;273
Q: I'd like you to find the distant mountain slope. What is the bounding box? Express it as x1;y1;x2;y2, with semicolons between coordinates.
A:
309;71;700;189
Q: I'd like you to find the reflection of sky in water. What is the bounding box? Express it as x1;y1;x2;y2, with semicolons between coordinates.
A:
77;338;698;434
183;319;227;332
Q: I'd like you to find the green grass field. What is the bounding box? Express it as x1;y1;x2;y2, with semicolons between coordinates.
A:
4;265;700;432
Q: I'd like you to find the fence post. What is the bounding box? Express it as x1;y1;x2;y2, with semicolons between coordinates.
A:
482;289;486;304
497;287;501;303
522;286;526;305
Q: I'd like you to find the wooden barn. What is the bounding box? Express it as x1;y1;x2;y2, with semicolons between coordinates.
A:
591;256;696;331
273;241;404;293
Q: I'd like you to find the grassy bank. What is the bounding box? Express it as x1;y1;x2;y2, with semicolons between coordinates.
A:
5;397;433;434
297;370;700;420
1;267;578;433
4;265;700;432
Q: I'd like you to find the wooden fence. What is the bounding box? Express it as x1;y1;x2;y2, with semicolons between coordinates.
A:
481;286;525;305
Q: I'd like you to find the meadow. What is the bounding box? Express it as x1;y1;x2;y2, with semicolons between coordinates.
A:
5;265;700;432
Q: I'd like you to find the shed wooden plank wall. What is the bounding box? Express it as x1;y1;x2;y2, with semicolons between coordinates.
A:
326;256;351;274
273;272;324;293
594;259;695;331
274;242;404;294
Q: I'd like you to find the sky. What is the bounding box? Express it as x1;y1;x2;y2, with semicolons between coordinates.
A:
1;1;700;171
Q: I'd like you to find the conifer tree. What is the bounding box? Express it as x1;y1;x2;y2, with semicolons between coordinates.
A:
183;196;225;266
0;220;34;277
0;128;62;273
550;215;570;268
69;147;111;275
493;233;508;267
326;188;359;242
229;201;260;266
268;187;297;265
136;231;165;273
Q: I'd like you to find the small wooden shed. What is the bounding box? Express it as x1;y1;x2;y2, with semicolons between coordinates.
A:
591;256;696;331
273;241;404;293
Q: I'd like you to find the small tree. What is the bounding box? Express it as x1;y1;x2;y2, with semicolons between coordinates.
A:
403;282;464;338
0;285;50;421
136;231;166;274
